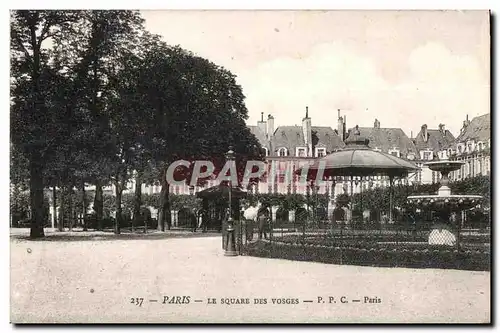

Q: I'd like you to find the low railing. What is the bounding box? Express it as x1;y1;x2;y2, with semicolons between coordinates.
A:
240;219;491;271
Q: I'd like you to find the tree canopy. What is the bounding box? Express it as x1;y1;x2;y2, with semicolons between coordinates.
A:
10;10;264;237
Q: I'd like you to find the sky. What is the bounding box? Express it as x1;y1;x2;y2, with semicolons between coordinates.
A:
140;10;490;138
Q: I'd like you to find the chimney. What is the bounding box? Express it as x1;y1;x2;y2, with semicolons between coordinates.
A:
438;123;445;134
302;106;312;156
343;115;347;141
257;111;267;135
421;124;428;142
267;114;274;138
411;131;413;139
337;109;344;141
374;119;380;129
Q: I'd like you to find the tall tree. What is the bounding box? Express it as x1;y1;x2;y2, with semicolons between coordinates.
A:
49;10;146;233
10;10;82;238
131;46;264;231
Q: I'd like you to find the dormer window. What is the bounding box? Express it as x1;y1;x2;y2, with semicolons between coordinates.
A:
315;148;326;157
296;147;307;157
388;148;400;158
457;144;464;154
407;153;415;160
262;147;269;156
277;147;288;157
422;151;432;160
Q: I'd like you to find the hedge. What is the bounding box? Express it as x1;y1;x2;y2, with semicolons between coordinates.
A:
245;240;490;271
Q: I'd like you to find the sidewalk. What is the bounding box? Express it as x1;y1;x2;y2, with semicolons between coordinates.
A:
10;234;490;323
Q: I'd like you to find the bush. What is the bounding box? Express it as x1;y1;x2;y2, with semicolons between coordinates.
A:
245;240;490;271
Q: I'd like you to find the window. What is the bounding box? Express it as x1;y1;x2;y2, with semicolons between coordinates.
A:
262;147;268;156
457;145;463;154
389;148;400;157
477;142;483;151
316;148;326;157
296;148;306;157
278;174;285;183
373;147;382;152
278;147;288;157
423;151;431;160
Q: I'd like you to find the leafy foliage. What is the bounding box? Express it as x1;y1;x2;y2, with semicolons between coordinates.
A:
242;193;329;211
11;10;264;237
349;176;490;213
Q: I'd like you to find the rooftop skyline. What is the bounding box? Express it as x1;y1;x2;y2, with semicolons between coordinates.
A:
141;10;490;137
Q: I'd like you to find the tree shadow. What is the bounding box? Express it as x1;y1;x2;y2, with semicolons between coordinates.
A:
10;229;220;242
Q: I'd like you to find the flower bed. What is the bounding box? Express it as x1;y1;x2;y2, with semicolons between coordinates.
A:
274;233;490;249
245;238;490;271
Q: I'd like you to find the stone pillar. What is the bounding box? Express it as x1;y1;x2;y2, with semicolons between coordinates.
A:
271;206;278;222
344;207;351;224
171;210;177;227
150;207;158;220
328;180;336;221
49;206;57;230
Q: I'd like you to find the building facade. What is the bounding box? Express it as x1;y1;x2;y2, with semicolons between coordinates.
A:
412;123;456;184
446;114;491;181
101;108;417;217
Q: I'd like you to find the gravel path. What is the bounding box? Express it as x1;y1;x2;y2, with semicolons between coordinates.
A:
10;231;490;323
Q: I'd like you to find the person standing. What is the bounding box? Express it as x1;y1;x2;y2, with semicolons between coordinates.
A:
258;210;269;240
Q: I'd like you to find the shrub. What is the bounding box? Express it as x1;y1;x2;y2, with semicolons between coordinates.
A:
245;235;490;271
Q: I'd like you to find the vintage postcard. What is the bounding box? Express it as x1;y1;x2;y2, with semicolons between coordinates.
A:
9;9;491;324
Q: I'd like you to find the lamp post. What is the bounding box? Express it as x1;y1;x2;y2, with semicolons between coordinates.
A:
224;147;238;256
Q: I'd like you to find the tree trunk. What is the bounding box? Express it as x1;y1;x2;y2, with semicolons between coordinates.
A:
114;182;122;235
133;173;142;233
68;187;73;232
52;185;57;230
158;179;170;232
82;180;87;231
29;155;45;238
94;180;103;230
58;188;64;231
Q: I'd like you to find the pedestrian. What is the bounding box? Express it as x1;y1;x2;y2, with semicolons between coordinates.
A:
258;210;269;240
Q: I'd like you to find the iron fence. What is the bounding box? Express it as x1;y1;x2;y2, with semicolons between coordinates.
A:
240;216;490;271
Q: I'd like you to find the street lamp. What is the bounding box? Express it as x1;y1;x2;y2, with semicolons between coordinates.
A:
224;146;238;256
